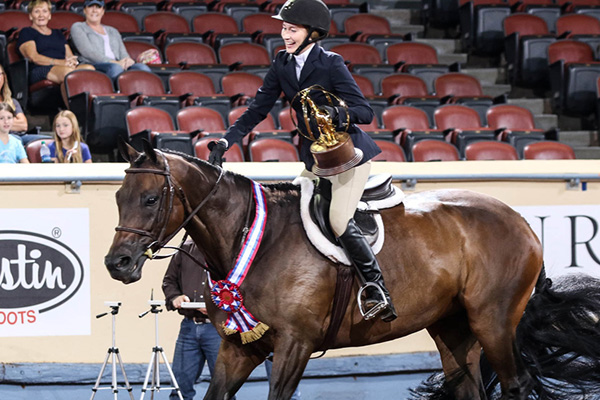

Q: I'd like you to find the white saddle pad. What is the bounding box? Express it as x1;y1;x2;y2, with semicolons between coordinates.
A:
292;176;404;266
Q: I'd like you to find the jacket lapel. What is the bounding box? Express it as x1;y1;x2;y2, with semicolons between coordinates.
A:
283;55;299;90
298;46;320;86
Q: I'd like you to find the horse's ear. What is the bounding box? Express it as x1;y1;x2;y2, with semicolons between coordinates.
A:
142;139;158;164
118;137;139;163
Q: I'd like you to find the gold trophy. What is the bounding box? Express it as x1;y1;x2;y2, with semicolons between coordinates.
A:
291;85;363;176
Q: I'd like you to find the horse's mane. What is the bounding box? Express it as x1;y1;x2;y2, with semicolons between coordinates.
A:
162;149;301;204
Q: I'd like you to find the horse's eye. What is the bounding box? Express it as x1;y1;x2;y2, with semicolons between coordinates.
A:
145;196;159;206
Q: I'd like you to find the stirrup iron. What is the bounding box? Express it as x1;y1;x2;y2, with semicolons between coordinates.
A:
357;282;389;320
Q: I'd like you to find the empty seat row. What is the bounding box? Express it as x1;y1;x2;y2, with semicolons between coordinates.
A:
405;137;574;161
63;68;269;152
412;139;574;161
549;39;600;116
374;103;557;160
361;71;506;127
446;0;600;56
124;105;297;161
504;13;600;87
129;123;574;164
499;13;600;117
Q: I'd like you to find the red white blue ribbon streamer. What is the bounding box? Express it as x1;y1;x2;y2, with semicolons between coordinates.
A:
210;181;268;342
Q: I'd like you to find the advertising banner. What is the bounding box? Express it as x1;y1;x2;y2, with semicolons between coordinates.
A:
515;205;600;279
0;208;90;337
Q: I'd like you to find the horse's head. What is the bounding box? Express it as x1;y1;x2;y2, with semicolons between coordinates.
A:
104;140;190;283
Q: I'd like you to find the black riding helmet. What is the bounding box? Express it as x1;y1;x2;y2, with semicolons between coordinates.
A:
273;0;331;56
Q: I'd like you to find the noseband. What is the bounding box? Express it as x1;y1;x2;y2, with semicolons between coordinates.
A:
115;150;224;260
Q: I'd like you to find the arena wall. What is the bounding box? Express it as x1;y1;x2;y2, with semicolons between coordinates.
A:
0;160;598;382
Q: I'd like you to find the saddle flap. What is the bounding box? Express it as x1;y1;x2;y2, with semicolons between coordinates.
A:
355;210;378;236
361;174;394;202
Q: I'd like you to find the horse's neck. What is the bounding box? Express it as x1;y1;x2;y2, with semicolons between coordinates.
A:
186;172;254;280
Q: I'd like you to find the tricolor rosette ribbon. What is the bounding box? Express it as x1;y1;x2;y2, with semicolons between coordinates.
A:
211;280;243;313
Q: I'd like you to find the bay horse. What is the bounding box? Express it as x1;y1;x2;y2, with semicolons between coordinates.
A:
105;141;600;400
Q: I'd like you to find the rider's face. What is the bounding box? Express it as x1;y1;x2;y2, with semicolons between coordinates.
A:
281;22;309;54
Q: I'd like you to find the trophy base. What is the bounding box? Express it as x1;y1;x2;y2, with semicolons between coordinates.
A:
311;134;363;177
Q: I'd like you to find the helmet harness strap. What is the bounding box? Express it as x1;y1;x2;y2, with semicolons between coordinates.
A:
293;27;316;57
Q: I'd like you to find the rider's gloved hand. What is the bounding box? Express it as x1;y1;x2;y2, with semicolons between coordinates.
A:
208;139;228;167
319;105;347;130
319;105;339;124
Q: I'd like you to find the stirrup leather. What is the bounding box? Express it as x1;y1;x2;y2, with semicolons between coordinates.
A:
357;282;389;320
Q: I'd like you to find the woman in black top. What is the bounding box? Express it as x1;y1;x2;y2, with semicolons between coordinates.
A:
17;0;93;86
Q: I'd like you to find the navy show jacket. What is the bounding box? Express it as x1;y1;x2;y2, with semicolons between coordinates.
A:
223;45;381;171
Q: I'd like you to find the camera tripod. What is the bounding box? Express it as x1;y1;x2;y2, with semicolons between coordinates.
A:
91;302;135;400
139;301;183;400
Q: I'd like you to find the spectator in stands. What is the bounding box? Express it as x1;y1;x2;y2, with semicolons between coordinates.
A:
17;0;94;105
0;64;49;146
49;110;92;163
70;0;151;82
0;103;29;163
0;65;28;134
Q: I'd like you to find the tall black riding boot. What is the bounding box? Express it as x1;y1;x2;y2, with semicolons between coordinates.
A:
337;219;397;322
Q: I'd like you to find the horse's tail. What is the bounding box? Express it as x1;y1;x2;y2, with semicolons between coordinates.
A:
513;267;600;399
410;267;600;400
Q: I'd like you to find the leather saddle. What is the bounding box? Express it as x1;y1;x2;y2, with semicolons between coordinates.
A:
309;174;398;245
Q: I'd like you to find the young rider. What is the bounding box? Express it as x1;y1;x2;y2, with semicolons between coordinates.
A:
209;0;397;322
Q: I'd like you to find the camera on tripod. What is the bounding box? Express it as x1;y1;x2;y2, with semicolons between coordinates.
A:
97;301;123;319
139;294;165;318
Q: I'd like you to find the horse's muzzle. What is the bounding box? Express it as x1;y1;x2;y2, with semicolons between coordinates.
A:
104;253;147;284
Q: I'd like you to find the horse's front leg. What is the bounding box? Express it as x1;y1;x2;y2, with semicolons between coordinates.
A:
203;338;265;400
268;337;313;400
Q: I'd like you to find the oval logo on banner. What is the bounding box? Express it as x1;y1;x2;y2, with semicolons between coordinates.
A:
0;231;84;313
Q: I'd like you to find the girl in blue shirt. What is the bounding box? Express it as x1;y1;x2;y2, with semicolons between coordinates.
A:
50;110;92;163
0;103;29;163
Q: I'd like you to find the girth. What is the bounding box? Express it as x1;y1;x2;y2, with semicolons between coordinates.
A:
319;263;354;351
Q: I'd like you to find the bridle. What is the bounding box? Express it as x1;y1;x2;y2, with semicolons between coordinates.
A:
115;150;224;263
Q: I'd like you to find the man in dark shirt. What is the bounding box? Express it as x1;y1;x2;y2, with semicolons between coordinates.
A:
162;240;227;400
163;240;299;399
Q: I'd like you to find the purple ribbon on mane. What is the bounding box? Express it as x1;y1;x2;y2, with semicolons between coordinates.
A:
209;181;269;344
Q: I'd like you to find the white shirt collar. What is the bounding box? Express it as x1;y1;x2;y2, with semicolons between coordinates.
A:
293;43;315;80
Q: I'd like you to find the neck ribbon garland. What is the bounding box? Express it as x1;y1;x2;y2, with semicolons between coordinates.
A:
209;180;269;344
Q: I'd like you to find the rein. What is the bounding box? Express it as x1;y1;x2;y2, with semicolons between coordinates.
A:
115;151;224;267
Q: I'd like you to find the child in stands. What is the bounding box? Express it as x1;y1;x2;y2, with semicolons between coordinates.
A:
50;110;92;163
0;103;29;163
